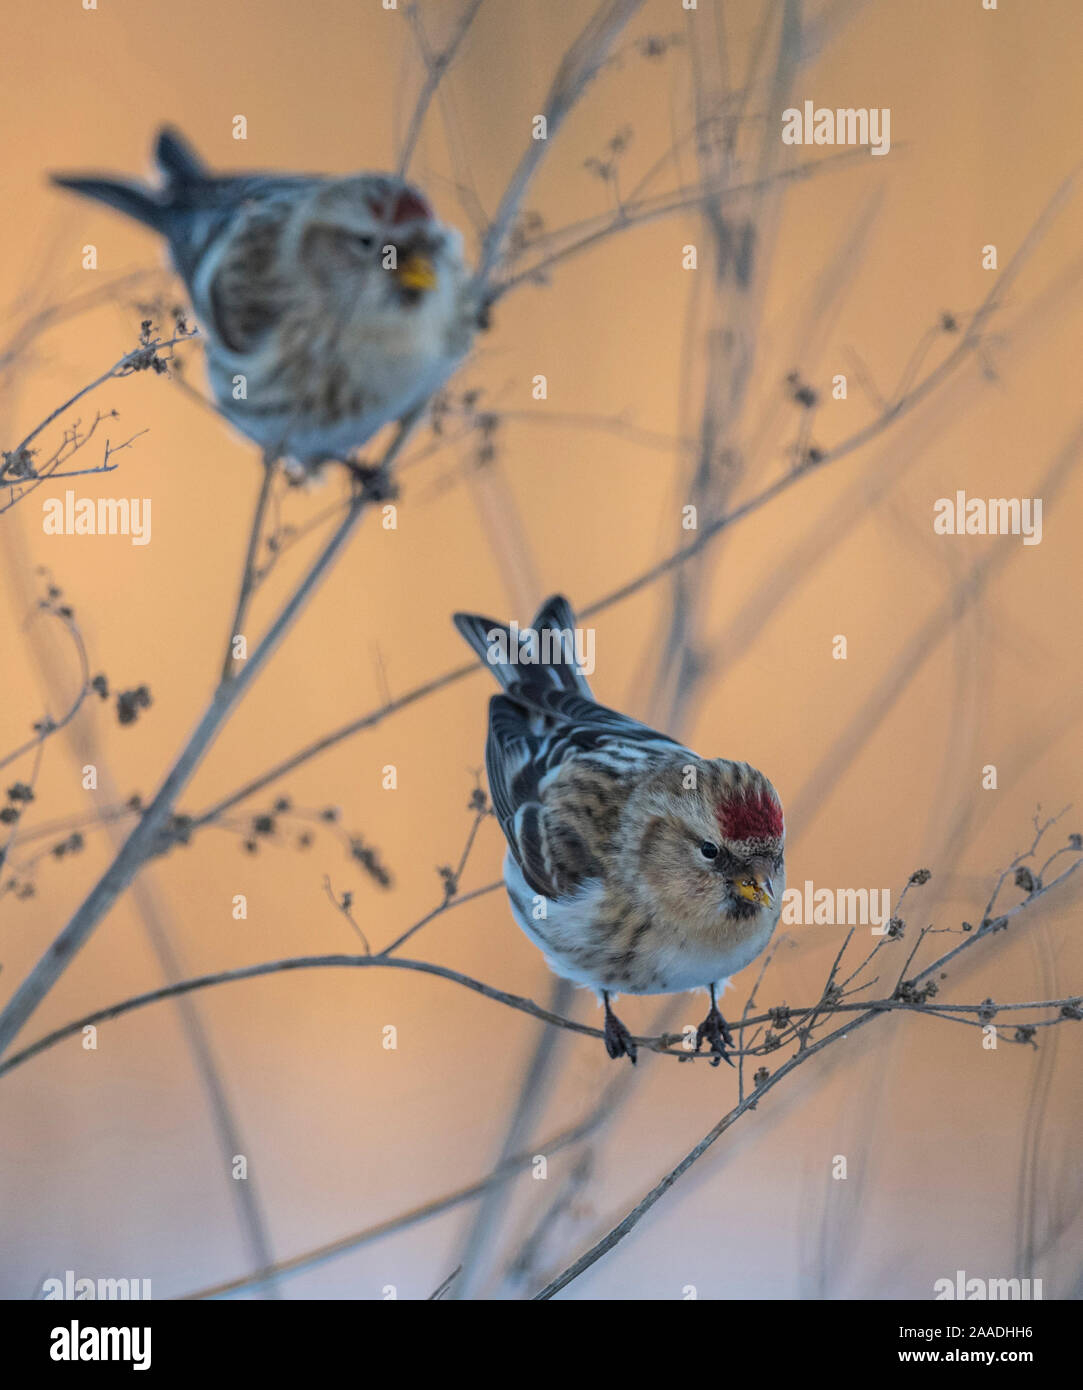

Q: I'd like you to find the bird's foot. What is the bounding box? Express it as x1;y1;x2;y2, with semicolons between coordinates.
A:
695;1004;735;1068
603;1002;637;1065
346;459;398;502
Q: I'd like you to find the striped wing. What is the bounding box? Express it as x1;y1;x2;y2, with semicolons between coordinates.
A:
161;174;315;290
201;191;302;355
486;686;688;900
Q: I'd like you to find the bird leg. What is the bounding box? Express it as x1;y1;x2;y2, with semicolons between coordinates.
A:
602;992;637;1065
345;459;399;503
219;450;276;685
695;984;735;1068
346;404;424;499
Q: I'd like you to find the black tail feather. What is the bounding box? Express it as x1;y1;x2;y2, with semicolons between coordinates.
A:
454;593;592;697
50;175;166;232
453;609;513;682
52;126;209;232
154;126;206;186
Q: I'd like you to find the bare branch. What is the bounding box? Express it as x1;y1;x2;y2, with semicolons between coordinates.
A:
398;0;486;179
473;0;648;285
0;432;407;1059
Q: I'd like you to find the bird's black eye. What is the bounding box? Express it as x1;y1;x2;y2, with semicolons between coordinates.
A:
700;841;719;860
354;233;376;252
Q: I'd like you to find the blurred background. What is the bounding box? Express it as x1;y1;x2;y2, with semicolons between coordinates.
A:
0;0;1080;1300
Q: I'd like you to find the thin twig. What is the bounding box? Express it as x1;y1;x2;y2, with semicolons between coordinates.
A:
0;463;381;1057
179;1083;631;1300
473;0;648;286
170;175;1074;836
3;841;1078;1084
220;457;276;684
398;0;486;180
531;841;1083;1298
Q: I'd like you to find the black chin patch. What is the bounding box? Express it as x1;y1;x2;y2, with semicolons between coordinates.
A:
730;896;760;921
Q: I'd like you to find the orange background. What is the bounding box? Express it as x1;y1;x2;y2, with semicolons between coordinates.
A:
0;0;1080;1299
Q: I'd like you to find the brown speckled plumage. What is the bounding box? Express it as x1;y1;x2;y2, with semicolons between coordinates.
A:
53;127;477;469
455;596;786;1063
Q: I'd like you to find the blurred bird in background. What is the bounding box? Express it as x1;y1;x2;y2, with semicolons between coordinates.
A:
455;595;786;1065
53;128;476;471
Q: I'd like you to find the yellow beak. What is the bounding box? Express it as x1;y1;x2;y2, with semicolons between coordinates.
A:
397;252;437;291
735;877;773;908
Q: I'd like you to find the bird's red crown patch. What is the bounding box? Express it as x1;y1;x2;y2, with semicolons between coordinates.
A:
369;188;433;226
717;788;784;843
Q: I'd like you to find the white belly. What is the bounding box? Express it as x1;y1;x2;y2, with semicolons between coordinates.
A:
501;851;779;999
206;347;460;465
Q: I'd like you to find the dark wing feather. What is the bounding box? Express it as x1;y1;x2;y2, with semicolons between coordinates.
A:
504;684;688;757
485;695;544;837
486;697;606;900
485;695;561;897
154;127;207;185
485;687;687;900
161;176;314;308
51;130;318;357
463;593;689;899
204;195;298;354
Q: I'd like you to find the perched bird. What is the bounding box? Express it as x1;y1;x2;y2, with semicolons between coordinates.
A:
53;127;476;470
454;595;785;1065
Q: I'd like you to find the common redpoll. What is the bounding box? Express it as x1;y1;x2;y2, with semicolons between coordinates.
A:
54;128;476;470
454;596;786;1065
